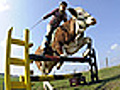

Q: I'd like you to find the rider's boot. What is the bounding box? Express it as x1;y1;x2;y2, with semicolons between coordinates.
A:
42;42;49;55
45;35;51;44
42;35;51;55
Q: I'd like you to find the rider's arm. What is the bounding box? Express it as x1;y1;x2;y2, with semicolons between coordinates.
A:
43;8;58;19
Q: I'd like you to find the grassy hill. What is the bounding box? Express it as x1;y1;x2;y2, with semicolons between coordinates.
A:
0;75;4;90
0;74;18;90
32;65;120;90
1;65;120;90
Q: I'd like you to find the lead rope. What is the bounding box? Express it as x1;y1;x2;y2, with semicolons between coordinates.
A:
30;19;43;30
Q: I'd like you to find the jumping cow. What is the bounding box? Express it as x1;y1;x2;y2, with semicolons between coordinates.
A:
35;7;97;75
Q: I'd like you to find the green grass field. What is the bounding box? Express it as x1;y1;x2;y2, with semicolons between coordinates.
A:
49;65;120;90
1;65;120;90
0;77;4;90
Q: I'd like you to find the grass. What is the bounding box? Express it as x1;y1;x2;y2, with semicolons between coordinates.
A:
46;65;120;90
0;77;4;90
1;65;120;90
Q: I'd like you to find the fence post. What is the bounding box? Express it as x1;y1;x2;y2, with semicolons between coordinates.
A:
106;57;108;67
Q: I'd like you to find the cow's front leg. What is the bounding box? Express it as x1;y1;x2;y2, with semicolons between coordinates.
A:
75;32;84;45
82;37;92;57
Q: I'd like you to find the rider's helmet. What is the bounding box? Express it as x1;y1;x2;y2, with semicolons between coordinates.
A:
60;1;67;7
59;1;67;12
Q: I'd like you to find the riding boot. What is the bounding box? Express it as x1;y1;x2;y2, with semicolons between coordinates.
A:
42;36;51;55
45;35;51;44
42;42;49;55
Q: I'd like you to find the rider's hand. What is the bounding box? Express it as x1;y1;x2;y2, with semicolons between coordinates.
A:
43;16;47;20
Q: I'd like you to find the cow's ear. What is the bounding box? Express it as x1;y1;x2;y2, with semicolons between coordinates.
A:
68;8;77;18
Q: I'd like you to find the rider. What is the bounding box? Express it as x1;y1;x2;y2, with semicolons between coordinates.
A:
42;1;68;55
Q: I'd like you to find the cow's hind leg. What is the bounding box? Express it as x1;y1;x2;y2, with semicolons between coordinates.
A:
53;42;65;69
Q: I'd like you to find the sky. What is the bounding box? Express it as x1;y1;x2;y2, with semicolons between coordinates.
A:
0;0;120;75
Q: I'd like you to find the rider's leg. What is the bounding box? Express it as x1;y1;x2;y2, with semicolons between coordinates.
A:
46;24;52;44
42;24;55;55
46;24;55;45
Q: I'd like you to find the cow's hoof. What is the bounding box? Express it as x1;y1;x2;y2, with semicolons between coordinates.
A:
57;66;60;70
45;69;49;75
56;63;61;70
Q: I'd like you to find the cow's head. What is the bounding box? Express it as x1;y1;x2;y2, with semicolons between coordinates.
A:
68;7;96;33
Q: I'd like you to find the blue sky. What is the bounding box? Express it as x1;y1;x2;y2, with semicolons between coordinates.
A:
0;0;120;75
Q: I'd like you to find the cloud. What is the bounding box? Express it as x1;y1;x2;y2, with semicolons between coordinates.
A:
106;43;120;56
110;43;119;50
107;43;120;64
0;0;10;12
110;43;120;50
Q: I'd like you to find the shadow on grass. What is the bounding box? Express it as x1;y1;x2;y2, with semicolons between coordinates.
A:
94;74;120;90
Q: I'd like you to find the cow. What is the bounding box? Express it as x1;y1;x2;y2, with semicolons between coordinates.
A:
35;7;97;75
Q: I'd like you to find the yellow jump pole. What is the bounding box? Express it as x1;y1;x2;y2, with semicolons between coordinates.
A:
24;29;31;90
5;27;13;90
